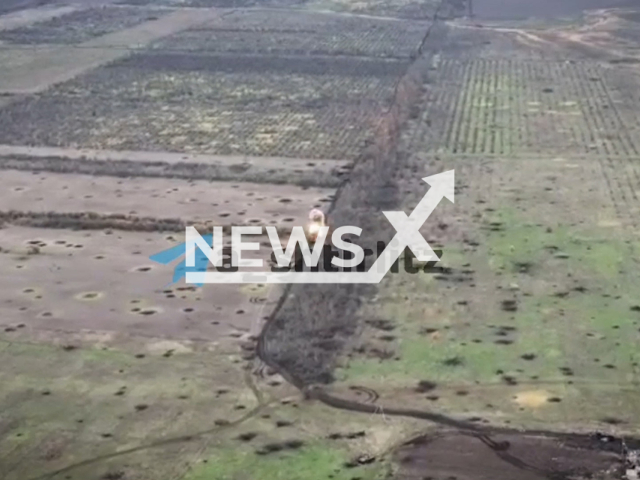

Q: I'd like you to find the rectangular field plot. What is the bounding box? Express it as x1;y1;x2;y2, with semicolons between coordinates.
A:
0;6;172;45
118;0;443;18
301;0;442;20
0;54;404;160
0;170;334;230
151;11;428;59
419;59;640;156
0;227;272;340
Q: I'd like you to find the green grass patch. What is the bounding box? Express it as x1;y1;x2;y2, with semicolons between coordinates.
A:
486;207;629;278
338;287;640;387
185;443;385;480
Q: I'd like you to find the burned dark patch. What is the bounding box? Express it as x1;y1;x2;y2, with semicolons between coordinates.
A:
115;53;407;78
313;338;342;351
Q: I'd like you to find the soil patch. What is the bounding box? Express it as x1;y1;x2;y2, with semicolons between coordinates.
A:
395;430;633;480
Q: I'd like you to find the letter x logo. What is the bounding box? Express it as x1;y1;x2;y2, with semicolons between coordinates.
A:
370;171;454;276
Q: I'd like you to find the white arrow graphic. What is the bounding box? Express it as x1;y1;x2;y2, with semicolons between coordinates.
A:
367;169;455;282
185;170;454;284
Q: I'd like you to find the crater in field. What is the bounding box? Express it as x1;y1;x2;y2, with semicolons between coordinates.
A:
237;432;258;442
442;356;464;366
415;380;437;393
76;291;104;301
500;300;518;311
133;266;154;272
255;440;305;456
